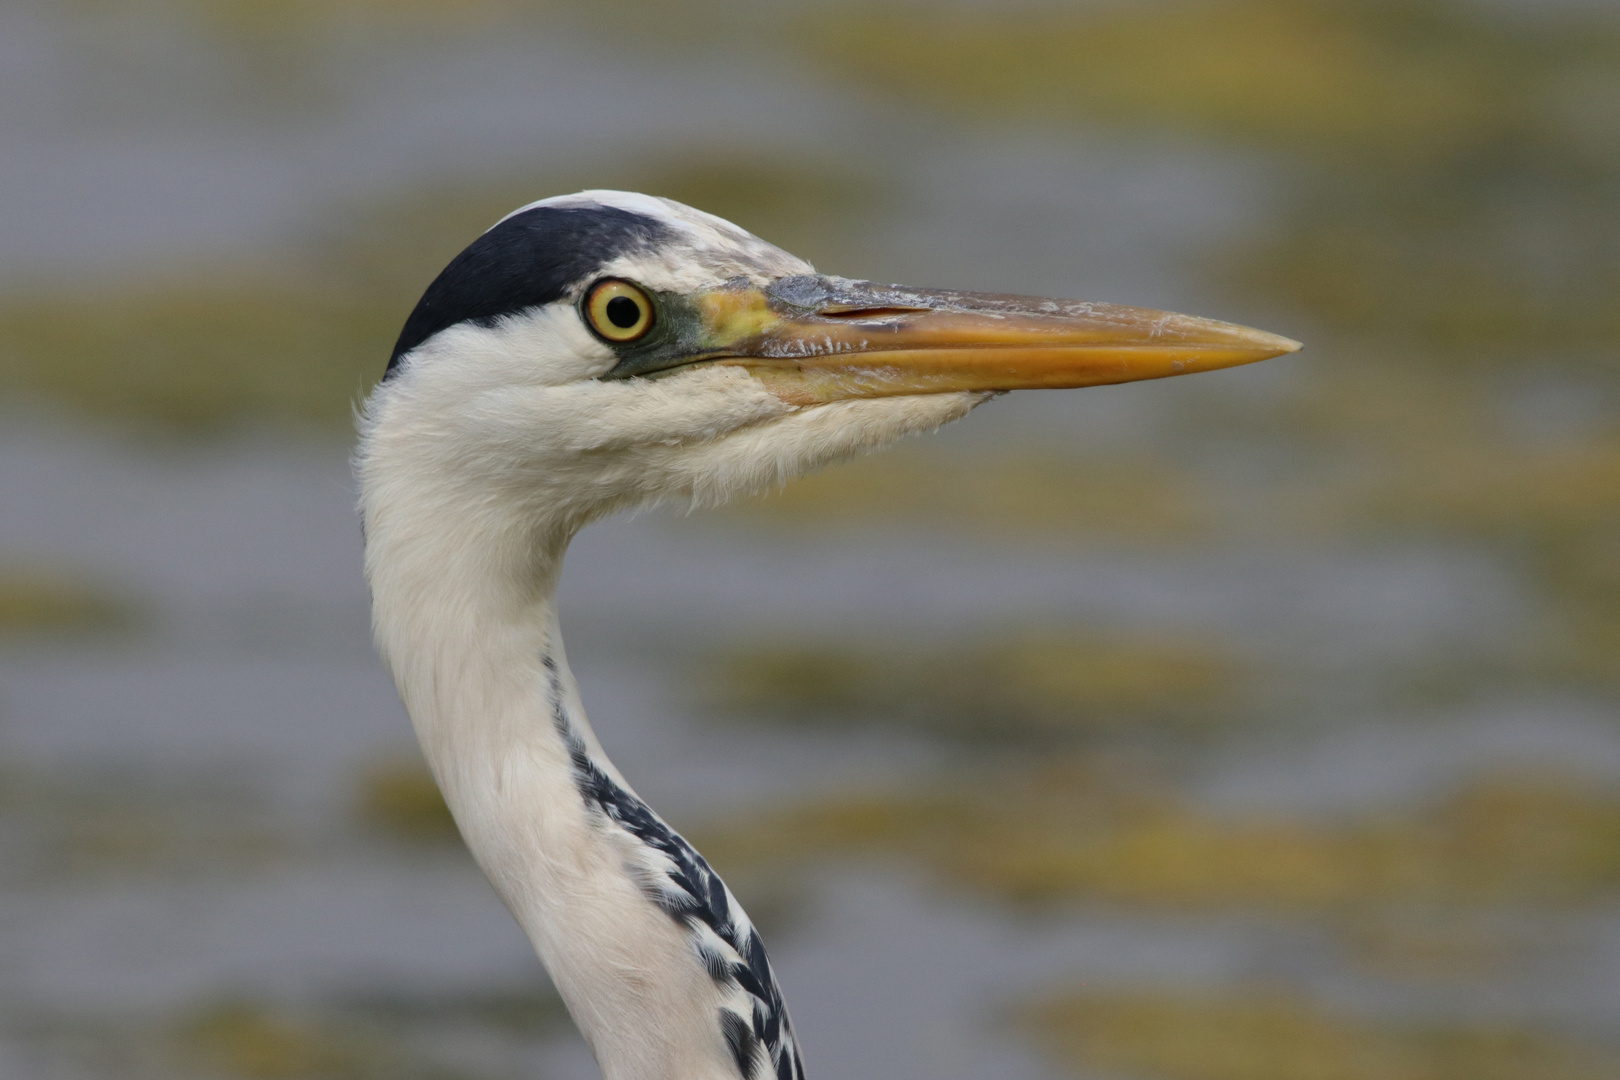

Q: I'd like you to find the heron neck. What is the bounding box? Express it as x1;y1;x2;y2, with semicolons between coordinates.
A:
363;503;802;1080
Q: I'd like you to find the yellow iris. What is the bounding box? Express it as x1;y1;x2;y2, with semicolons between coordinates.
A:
585;279;654;342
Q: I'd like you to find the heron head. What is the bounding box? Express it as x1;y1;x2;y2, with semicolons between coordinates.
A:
362;190;1298;536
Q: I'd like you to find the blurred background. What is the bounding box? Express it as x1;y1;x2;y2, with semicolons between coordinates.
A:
3;0;1619;1077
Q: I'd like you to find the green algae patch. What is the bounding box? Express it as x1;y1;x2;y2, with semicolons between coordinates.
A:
0;566;134;636
798;1;1620;365
1226;195;1620;362
19;986;566;1080
355;757;459;845
703;631;1244;744
182;0;535;37
100;0;723;51
1302;384;1620;694
332;155;882;300
0;281;395;435
605;157;882;272
703;766;1620;914
1181;12;1620;365
1189;361;1620;701
0;151;882;435
337;986;567;1037
725;451;1207;542
803;0;1617;164
25;776;287;881
1557;604;1620;696
172;991;564;1080
0;764;297;884
1282;367;1620;544
1340;907;1530;984
1019;987;1620;1080
1349;428;1620;551
24;986;570;1080
179;1005;392;1080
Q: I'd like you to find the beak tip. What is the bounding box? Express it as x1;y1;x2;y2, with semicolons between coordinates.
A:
1252;331;1303;358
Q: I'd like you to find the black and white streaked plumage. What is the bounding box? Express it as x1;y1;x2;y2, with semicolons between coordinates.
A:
356;190;1298;1080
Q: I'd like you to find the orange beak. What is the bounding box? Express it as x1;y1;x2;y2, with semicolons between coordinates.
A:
688;275;1301;406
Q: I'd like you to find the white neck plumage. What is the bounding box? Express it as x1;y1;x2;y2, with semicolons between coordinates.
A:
359;442;804;1080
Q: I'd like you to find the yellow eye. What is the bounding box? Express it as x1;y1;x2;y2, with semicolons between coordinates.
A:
585;279;654;342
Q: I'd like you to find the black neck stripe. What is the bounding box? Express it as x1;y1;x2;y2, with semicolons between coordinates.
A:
385;204;673;378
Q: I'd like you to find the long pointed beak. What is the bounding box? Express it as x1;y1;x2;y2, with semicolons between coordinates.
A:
686;275;1300;406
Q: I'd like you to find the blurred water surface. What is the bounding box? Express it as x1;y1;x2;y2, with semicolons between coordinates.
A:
3;2;1619;1079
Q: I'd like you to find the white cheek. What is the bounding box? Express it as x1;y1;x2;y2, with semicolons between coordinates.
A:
639;390;989;509
398;303;616;397
485;304;618;383
535;364;790;455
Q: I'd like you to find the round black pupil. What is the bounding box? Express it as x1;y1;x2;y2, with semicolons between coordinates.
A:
605;295;642;330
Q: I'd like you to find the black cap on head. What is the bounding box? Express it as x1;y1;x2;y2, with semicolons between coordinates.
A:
385;204;673;378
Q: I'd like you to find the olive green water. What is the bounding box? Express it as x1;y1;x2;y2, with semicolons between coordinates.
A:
3;2;1619;1078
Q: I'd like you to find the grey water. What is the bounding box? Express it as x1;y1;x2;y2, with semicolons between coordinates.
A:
4;3;1620;1079
7;411;1620;1078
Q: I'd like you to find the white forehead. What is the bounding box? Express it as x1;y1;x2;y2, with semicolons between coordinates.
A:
495;189;814;292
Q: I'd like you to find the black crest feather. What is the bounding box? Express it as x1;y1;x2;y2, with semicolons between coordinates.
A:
386;204;672;377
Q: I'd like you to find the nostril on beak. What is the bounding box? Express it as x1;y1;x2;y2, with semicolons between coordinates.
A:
816;305;933;319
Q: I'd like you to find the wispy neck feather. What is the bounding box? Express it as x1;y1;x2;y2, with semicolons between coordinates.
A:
358;423;804;1080
357;301;988;1079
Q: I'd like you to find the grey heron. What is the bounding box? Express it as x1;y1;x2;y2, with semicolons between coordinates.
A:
356;190;1298;1080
